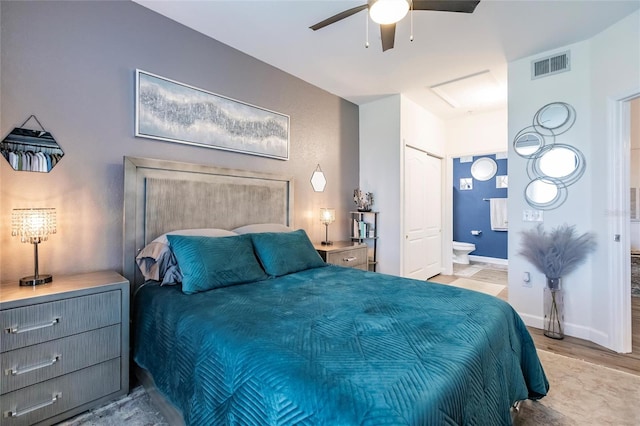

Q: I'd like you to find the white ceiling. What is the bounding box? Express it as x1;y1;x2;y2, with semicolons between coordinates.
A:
134;0;640;119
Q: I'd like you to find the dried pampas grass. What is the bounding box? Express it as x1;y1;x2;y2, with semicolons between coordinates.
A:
519;224;597;279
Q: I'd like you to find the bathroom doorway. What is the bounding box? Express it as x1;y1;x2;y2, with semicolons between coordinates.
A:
452;152;508;265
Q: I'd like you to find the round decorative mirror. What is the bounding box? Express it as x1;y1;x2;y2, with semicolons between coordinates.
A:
518;102;581;210
513;128;546;158
539;147;577;177
533;102;576;136
470;157;497;181
529;144;585;187
524;177;567;210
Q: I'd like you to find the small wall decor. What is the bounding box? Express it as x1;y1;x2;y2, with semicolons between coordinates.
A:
1;115;64;173
135;70;290;160
460;178;473;190
310;164;327;192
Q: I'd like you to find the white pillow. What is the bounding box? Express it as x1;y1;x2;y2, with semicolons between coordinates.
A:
232;223;292;234
135;228;238;284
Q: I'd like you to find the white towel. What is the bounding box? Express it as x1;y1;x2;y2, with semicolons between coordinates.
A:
490;198;508;231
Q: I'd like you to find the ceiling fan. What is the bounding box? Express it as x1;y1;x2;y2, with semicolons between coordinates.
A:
310;0;481;52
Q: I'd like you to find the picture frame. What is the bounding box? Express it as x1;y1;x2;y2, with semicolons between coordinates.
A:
135;69;289;160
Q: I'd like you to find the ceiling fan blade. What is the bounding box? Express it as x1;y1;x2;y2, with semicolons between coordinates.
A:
412;0;480;13
380;24;396;52
310;4;369;31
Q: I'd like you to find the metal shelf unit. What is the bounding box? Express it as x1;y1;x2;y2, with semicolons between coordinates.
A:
350;211;379;272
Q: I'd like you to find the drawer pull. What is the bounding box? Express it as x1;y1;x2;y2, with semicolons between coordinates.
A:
5;355;61;376
343;257;357;262
3;392;62;418
5;317;60;334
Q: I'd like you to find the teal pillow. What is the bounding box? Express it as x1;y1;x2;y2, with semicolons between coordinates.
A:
250;229;327;277
167;234;268;294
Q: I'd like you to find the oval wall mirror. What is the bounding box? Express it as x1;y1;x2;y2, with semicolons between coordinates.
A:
539;146;577;178
513;128;546;158
525;179;558;204
530;144;585;187
470;157;497;181
533;102;576;136
525;177;567;210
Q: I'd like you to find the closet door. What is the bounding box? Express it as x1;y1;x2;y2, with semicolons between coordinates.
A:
403;145;442;280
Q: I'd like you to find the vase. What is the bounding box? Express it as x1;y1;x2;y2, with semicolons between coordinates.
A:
543;277;564;339
353;189;374;212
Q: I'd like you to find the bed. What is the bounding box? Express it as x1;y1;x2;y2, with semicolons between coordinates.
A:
123;157;548;426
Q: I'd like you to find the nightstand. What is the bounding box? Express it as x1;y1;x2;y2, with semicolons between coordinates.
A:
314;242;368;271
0;271;129;426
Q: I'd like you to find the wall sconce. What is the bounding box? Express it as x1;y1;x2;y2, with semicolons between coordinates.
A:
320;208;335;246
11;208;57;286
310;164;327;192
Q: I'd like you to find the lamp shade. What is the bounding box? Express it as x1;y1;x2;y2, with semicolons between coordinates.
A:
11;208;56;286
320;208;336;225
369;0;409;25
12;208;57;243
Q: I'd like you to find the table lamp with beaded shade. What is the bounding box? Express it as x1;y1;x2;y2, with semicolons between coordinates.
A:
11;208;57;286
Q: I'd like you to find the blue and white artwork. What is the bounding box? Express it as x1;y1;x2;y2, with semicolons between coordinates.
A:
135;70;289;160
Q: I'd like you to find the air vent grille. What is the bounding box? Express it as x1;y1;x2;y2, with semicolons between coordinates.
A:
531;51;570;79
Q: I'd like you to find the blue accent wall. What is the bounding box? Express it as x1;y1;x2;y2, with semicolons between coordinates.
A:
453;154;508;259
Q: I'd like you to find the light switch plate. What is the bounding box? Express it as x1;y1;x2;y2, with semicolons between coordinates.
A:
523;209;543;222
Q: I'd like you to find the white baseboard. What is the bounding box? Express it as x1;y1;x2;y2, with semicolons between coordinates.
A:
517;312;603;343
468;255;508;266
519;313;544;330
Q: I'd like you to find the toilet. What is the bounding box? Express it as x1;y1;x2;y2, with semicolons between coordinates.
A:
452;241;476;265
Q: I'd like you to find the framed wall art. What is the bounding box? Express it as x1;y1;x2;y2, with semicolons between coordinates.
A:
135;70;289;160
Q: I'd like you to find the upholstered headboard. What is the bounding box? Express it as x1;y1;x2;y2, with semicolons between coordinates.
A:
122;156;294;289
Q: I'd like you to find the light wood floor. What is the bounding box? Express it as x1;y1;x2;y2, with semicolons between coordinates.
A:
506;288;640;377
432;273;640;376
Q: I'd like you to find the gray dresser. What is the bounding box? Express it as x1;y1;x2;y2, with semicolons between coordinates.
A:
0;271;129;426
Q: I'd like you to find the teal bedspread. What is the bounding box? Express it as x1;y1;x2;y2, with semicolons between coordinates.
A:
134;266;548;425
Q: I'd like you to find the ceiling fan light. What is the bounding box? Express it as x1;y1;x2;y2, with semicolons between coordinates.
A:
369;0;409;25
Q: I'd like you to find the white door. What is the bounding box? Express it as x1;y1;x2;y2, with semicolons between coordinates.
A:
403;145;442;279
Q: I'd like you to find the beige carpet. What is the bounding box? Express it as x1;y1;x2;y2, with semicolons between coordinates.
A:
514;350;640;425
445;277;506;296
63;350;640;425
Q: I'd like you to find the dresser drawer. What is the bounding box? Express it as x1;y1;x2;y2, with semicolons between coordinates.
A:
1;291;121;352
1;325;120;394
326;247;368;269
1;358;120;426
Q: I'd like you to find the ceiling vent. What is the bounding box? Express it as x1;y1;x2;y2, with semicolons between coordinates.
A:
531;51;570;80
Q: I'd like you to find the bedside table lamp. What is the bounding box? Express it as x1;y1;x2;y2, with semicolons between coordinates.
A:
320;208;335;246
11;208;57;286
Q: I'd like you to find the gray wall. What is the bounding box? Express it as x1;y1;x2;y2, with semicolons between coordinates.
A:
0;1;359;282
